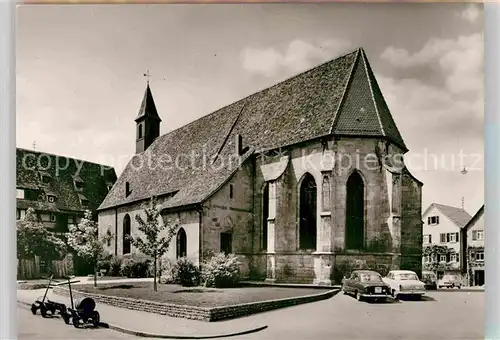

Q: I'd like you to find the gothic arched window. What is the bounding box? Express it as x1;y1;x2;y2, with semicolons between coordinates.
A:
299;173;317;250
138;124;143;139
345;172;365;250
262;183;269;250
123;214;131;254
176;227;187;259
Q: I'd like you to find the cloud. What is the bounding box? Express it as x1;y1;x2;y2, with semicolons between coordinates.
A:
458;4;481;23
380;33;483;96
241;38;352;77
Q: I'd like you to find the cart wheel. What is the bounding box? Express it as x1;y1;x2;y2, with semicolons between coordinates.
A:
30;304;37;315
40;306;48;318
62;313;70;325
91;311;100;327
72;317;80;328
49;308;56;315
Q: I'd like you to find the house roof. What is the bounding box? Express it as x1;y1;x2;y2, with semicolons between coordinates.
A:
463;205;484;231
423;203;473;228
98;47;409;211
16;148;117;214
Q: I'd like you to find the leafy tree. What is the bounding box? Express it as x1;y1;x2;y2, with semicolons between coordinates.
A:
17;208;67;265
129;197;178;292
67;210;112;287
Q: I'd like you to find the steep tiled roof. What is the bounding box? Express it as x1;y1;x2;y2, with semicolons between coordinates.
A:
16;148;117;214
135;84;161;122
463;205;484;231
99;47;408;211
426;203;473;228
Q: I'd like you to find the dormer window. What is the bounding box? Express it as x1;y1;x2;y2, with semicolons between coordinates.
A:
73;175;84;191
47;195;56;203
78;193;89;207
39;172;52;185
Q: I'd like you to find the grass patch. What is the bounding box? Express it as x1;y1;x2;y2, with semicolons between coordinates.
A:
74;282;325;308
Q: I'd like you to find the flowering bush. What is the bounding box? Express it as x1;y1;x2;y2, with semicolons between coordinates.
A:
202;253;241;288
120;254;152;278
66;210;113;286
159;257;176;284
173;257;200;287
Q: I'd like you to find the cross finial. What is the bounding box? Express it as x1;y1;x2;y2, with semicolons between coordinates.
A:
32;141;36;151
143;70;151;85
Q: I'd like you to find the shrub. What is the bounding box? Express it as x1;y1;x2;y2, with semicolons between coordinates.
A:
109;257;123;277
202;253;241;288
159;257;176;284
120;254;151;278
172;257;200;287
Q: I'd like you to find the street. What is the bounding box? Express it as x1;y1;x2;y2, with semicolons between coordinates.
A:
18;291;484;340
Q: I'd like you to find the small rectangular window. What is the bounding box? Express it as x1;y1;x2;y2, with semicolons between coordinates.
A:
440;233;446;243
229;184;234;199
50;214;56;222
220;232;232;255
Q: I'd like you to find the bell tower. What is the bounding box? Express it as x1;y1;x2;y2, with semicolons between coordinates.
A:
135;77;161;154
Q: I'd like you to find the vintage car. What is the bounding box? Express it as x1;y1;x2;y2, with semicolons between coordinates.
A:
383;270;426;299
437;274;462;289
422;271;438;290
341;270;391;302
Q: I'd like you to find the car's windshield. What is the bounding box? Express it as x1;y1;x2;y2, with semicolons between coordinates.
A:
360;274;382;282
395;273;418;280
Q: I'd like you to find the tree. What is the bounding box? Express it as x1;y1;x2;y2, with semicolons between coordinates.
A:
17;208;67;265
67;210;112;287
129;197;178;292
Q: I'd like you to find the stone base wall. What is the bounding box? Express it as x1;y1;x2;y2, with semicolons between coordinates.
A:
53;286;338;322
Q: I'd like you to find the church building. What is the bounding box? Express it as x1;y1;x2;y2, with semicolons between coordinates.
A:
98;48;424;284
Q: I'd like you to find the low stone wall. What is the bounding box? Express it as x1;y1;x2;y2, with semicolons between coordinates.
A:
53;286;338;322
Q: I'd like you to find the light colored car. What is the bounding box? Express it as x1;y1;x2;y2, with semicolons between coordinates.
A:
383;270;426;299
437;274;462;289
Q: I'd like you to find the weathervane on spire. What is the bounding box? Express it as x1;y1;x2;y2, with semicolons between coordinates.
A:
32;141;36;151
143;70;151;85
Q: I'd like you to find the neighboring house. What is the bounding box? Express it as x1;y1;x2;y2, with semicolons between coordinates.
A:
422;203;472;280
463;205;484;286
16;147;117;278
98;47;424;285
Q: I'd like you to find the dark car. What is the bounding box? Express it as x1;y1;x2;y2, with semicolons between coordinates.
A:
422;271;438;290
342;270;391;302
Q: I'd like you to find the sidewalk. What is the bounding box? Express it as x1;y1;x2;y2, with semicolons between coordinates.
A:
17;289;267;339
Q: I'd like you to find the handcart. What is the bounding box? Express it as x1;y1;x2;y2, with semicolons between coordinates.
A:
64;277;100;328
30;275;68;318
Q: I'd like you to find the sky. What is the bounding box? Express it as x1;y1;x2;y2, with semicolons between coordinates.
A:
16;3;484;214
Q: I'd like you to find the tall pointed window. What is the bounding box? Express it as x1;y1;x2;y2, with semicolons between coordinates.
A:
138;124;143;139
345;172;365;250
176;227;187;259
299;173;317;250
262;183;269;250
123;214;131;254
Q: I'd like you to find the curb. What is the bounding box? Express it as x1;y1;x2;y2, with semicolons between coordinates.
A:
17;300;268;339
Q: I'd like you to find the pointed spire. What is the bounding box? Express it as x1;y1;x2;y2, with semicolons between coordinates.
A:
135;83;161;122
